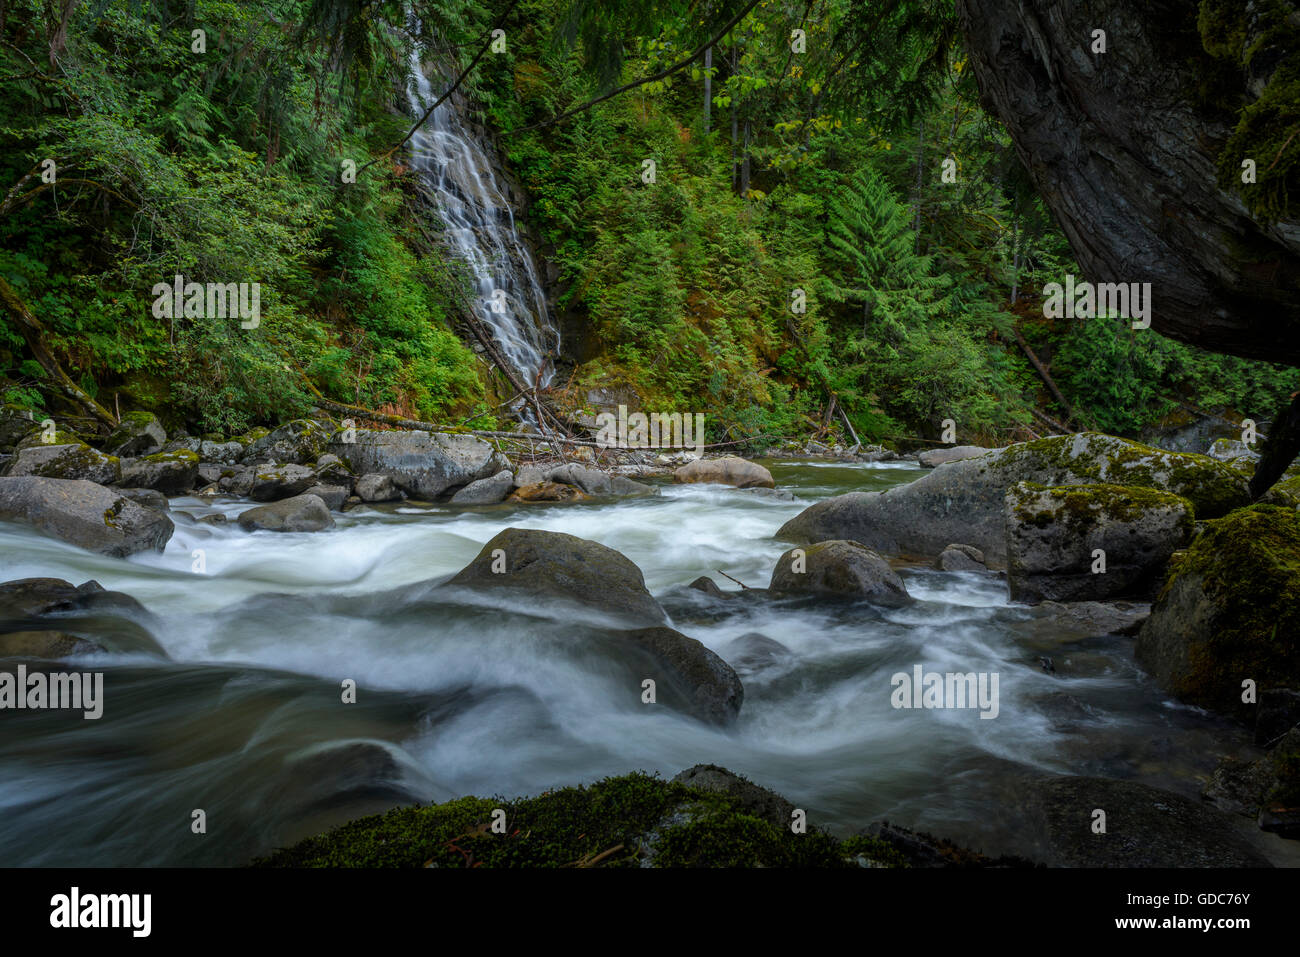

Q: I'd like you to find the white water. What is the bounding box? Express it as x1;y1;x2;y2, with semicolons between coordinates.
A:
0;460;1287;865
406;41;556;387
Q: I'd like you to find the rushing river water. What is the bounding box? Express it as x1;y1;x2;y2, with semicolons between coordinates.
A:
0;460;1292;866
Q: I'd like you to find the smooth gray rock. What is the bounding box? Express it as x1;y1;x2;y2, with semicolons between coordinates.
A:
450;469;515;505
115;487;170;512
934;543;986;571
117;451;199;495
355;473;402;502
329;429;507;500
0;477;173;556
236;494;335;532
248;463;317;502
304;484;349;511
4;442;120;485
918;445;992;467
769;540;912;607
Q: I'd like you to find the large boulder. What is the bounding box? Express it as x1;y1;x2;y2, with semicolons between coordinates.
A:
546;463;654;497
673;456;774;489
768;540;912;607
450;469;514;505
918;445;992;468
236;494;335;533
0;577;150;619
1022;775;1271;867
4;438;120;485
329;429;507;500
117;450;199;496
778;432;1249;565
446;527;668;628
0;477;173;556
241;419;329;465
1135;505;1300;720
102;411;166;457
1005;483;1194;603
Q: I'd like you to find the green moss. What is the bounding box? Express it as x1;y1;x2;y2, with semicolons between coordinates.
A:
103;499;124;529
996;433;1248;518
1011;482;1195;540
237;427;270;447
252;772;902;869
1159;505;1300;712
142;449;199;464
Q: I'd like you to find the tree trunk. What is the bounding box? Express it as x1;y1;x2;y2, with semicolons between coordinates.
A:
957;0;1300;365
703;39;712;133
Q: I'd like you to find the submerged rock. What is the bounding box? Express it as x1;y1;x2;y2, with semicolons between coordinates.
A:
1005;482;1193;603
778;432;1248;565
769;540;912;607
0;477;173;556
1135;505;1300;720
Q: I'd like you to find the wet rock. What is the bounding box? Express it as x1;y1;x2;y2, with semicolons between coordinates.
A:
779;432;1246;565
0;629;103;658
736;487;796;501
508;481;588;503
1256;688;1300;747
117;450;200;495
447;527;668;628
769;540;912;607
355;473;402;503
861;821;1036;868
1135;505;1300;719
687;576;727;598
102;411;166;457
236;493;335;533
618;627;744;725
717;632;792;673
1021;600;1151;641
934;544;986;571
918;445;992;468
312;453;355;491
0;577;149;620
219;467;255;496
1005;482;1193;603
1022;775;1271;867
197;439;243;465
0;477;173;556
249;464;318;502
328;429;507;500
673;455;774;489
450;469;514;505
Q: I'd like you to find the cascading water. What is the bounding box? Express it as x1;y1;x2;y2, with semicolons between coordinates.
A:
405;41;558;391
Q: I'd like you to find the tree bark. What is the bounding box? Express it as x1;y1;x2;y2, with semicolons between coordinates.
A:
957;0;1300;365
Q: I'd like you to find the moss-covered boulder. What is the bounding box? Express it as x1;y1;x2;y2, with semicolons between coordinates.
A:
249;463;317;502
0;404;38;451
102;411;166;457
117;450;199;496
241;418;329;466
1005;483;1194;603
778;432;1248;565
768;540;913;607
1135;505;1300;720
253;770;904;868
3;439;120;485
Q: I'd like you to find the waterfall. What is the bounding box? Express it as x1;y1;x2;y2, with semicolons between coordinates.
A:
405;43;558;391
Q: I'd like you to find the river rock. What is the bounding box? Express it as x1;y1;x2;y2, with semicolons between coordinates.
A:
236;493;335;532
918;445;992;467
673;456;774;489
249;464;318;502
1022;775;1271;867
0;577;150;620
778;432;1248;565
1005;483;1194;603
0;630;103;657
329;429;507;500
4;440;120;485
1207;437;1261;466
446;527;668;627
117;450;200;495
102;411;166;457
1135;505;1300;720
0;477;173;556
115;487;170;512
618;626;744;725
769;540;912;607
717;632;793;673
312;453;355;491
355;473;402;502
508;481;588;503
197;439;243;464
0;405;38;451
241;419;329;465
304;484;349;511
671;765;794;828
934;544;986;571
450;469;514;505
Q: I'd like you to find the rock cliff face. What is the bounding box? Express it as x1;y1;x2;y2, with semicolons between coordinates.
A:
956;0;1300;365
